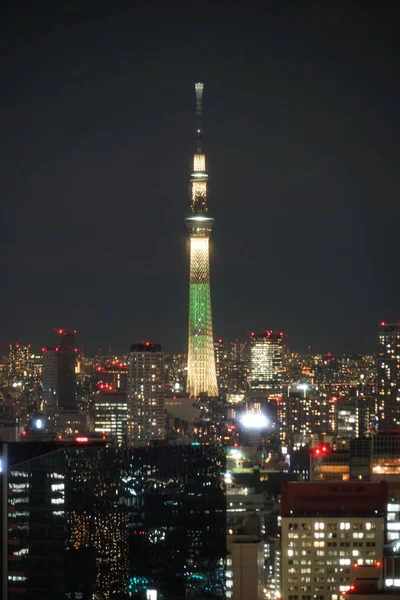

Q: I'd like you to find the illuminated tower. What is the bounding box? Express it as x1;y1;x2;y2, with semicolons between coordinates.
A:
185;83;218;397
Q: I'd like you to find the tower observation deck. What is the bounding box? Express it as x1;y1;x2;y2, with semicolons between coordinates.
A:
185;83;218;397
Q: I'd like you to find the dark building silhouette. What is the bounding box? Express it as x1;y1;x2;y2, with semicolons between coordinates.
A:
57;331;76;409
42;330;77;410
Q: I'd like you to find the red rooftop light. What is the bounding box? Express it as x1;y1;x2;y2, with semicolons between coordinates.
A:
314;445;330;455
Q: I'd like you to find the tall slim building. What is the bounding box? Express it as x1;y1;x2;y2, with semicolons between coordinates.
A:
41;330;77;411
93;390;128;445
42;347;59;409
8;343;31;379
249;331;283;391
377;322;400;430
58;331;76;409
185;82;218;397
127;342;165;446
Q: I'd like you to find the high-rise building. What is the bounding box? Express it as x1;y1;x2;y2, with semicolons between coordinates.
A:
42;347;58;409
249;331;283;391
377;322;400;430
127;342;165;446
41;330;77;411
185;83;218;398
93;390;128;445
281;482;386;600
8;343;31;379
2;441;226;599
227;535;264;600
57;331;76;409
96;361;128;391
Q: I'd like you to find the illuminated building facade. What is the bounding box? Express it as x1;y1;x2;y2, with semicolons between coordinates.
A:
281;482;386;600
280;386;337;448
93;390;128;444
95;361;128;391
2;442;226;600
186;82;218;398
377;322;400;430
127;342;165;446
214;339;250;394
8;343;31;379
249;331;283;391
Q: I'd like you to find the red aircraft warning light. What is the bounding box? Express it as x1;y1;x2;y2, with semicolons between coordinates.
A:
314;445;330;456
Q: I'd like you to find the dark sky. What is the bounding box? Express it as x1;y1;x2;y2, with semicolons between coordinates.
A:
1;1;399;355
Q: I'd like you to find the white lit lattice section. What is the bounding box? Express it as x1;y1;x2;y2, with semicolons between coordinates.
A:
187;237;218;397
191;181;207;212
193;153;206;172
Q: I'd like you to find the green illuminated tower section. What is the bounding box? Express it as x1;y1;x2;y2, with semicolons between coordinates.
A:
185;83;218;397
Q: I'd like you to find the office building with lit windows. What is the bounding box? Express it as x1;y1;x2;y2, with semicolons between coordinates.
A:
8;343;31;379
93;390;128;445
127;342;165;446
281;482;386;600
1;441;226;599
249;331;283;391
377;322;400;430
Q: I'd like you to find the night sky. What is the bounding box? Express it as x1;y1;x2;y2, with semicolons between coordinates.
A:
1;2;399;355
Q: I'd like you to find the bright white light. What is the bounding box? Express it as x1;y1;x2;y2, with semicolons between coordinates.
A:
240;413;269;429
224;472;233;484
186;215;212;221
35;419;43;429
297;384;309;391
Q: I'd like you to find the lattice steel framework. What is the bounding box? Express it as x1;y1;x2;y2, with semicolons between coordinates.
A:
185;83;218;397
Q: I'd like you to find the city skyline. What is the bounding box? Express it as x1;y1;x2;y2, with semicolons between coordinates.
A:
1;3;399;355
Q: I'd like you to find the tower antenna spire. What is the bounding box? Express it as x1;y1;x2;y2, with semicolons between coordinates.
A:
195;82;204;153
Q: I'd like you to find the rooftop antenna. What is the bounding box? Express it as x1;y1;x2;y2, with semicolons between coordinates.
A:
195;82;204;153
